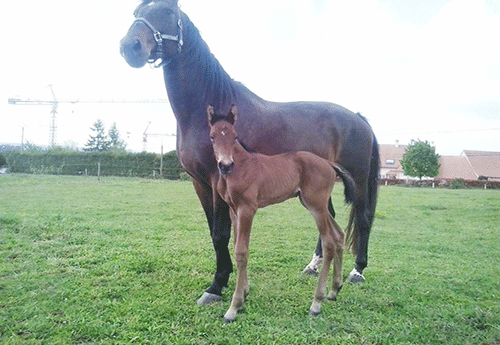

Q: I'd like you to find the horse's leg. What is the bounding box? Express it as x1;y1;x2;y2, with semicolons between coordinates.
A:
224;206;254;323
302;198;335;275
327;218;344;301
346;199;370;284
194;180;233;305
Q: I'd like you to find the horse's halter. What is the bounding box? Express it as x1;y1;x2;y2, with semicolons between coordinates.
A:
133;15;183;68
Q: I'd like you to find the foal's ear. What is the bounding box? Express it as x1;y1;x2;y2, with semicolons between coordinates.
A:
227;106;238;125
207;105;215;125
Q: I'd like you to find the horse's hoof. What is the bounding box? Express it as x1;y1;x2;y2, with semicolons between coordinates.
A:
302;254;322;275
346;268;365;284
197;292;223;305
302;266;319;275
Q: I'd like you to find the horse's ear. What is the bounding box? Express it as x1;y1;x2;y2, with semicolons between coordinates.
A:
227;106;238;125
207;105;215;125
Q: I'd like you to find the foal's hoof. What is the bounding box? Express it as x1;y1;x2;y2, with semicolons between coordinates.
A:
197;292;223;305
346;268;365;284
223;307;241;323
223;316;236;324
309;302;322;316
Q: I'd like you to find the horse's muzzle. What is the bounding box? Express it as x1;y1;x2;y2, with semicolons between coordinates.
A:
120;38;148;68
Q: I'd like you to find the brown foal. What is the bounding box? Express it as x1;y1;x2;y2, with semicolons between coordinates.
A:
208;106;355;322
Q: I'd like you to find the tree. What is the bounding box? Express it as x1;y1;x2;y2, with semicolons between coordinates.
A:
108;122;127;152
84;119;111;152
400;139;440;180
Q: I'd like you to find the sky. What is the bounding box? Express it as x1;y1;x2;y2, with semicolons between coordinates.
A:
1;0;499;155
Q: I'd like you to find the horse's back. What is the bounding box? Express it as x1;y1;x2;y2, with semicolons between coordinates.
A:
234;91;374;163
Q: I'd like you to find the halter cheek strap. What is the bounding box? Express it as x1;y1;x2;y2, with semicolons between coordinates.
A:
133;16;184;68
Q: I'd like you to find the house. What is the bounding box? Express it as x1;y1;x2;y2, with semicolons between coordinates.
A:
438;150;500;181
379;142;500;181
379;141;407;179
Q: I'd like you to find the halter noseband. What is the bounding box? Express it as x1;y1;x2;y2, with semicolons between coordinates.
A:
133;16;183;68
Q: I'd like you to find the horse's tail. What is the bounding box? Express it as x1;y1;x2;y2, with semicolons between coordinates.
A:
344;135;380;255
367;135;380;227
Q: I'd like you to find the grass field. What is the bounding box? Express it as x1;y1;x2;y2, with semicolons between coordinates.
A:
1;174;499;344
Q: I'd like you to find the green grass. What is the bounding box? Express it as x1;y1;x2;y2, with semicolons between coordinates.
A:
1;174;499;344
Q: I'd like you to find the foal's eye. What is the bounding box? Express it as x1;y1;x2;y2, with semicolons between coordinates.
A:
209;136;214;142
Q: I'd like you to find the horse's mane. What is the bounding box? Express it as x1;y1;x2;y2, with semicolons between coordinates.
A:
180;13;238;111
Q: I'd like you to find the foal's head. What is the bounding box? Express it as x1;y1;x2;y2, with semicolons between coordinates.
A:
207;106;239;176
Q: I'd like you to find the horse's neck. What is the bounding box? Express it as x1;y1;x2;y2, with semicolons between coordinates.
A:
163;14;236;129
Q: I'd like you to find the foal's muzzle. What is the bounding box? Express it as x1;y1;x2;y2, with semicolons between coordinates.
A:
218;162;235;175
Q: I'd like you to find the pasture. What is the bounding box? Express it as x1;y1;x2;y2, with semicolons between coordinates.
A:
1;174;499;344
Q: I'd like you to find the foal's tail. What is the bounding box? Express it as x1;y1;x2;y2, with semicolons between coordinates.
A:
331;163;357;252
331;163;357;205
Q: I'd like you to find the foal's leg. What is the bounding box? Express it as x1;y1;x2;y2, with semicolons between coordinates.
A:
327;218;344;301
303;198;335;275
309;210;335;316
224;206;254;323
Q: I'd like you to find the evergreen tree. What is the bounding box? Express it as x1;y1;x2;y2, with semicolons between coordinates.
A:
84;119;111;152
400;139;440;180
108;122;127;151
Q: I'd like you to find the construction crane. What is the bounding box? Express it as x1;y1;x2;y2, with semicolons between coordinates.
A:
8;86;169;147
142;121;175;152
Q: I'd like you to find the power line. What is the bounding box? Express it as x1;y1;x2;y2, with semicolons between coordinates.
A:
379;128;500;136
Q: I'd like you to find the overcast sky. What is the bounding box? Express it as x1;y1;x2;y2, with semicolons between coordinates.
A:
1;0;499;154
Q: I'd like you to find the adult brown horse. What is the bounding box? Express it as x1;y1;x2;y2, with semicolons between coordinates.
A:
120;0;380;305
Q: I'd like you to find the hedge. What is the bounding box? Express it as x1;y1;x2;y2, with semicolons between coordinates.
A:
379;178;500;189
5;151;183;179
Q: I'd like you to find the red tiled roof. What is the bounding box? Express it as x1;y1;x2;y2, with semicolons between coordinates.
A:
463;151;500;179
437;156;477;180
379;144;500;180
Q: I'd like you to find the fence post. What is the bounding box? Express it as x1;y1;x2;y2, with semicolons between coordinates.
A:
160;143;164;177
97;162;101;183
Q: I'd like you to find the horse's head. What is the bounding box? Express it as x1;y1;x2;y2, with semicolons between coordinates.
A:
120;0;183;68
207;106;239;176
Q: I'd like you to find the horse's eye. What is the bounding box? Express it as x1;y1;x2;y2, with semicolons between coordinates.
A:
234;136;239;142
209;136;214;142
